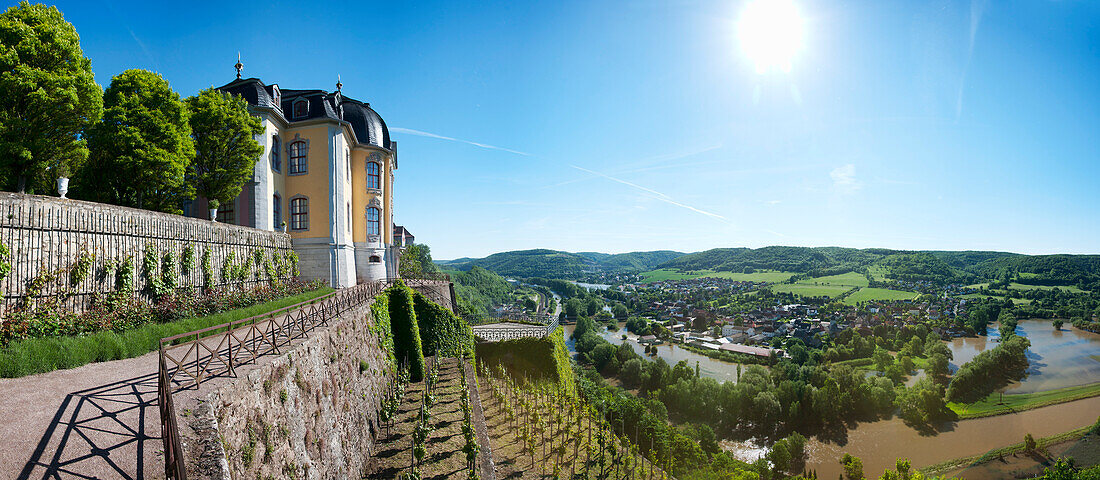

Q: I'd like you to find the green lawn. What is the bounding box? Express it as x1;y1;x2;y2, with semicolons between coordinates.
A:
843;287;920;305
964;282;1086;294
947;382;1100;419
795;271;869;288
638;268;796;283
921;424;1097;477
771;283;852;298
0;287;334;378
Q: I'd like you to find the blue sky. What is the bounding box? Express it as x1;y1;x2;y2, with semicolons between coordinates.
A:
45;0;1100;259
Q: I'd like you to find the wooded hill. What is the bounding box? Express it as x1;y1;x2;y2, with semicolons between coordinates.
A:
436;249;684;279
439;246;1100;291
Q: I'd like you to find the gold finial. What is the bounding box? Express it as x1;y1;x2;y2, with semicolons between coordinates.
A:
234;52;243;79
336;74;342;92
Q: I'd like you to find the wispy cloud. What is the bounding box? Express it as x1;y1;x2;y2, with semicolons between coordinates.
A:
830;164;862;194
568;165;730;223
391;127;532;156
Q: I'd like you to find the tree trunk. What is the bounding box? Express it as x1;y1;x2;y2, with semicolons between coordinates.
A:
17;175;26;194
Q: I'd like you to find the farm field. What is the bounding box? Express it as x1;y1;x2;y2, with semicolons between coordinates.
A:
638;268;795;283
795;271;868;287
843;287;920;305
771;283;851;298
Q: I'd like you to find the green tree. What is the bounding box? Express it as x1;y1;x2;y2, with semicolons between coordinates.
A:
612;303;629;319
840;453;865;480
873;346;892;372
927;352;950;384
78;69;193;212
0;2;102;193
400;244;438;277
1052;318;1064;330
186;88;262;204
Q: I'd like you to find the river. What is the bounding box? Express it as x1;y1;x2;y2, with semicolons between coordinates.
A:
561;323;751;383
948;318;1100;394
805;319;1100;478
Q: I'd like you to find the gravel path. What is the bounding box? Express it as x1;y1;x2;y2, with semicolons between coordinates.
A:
0;350;164;480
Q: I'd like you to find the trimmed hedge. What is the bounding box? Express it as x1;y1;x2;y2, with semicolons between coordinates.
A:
413;291;474;358
369;290;395;367
476;326;575;396
386;281;424;382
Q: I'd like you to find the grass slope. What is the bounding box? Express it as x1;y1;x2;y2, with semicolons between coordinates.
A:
947;382;1100;419
796;271;869;287
843;287;920;305
771;283;851;299
639;268;795;283
0;287;333;378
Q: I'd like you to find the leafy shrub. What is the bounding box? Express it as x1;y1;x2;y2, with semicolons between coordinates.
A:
412;291;473;358
387;281;424;382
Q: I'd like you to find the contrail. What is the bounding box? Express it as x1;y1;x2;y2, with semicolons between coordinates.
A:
568;165;671;199
568;165;729;222
391;127;532;156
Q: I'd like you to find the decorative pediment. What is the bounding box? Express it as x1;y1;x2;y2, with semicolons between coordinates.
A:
368;197;382;208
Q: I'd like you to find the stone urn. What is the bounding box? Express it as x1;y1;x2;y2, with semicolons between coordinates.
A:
209;208;218;222
57;177;69;198
281;221;288;233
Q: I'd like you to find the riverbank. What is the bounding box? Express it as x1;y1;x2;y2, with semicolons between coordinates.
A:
948;381;1100;419
921;421;1100;478
805;395;1100;480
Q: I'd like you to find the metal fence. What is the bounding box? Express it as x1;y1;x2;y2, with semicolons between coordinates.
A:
156;274;457;479
157;282;385;479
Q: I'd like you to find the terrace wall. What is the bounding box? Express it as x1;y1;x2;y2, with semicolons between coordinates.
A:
179;296;391;479
0;192;293;314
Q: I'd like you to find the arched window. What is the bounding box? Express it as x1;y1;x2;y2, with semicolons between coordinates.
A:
367;207;380;236
290;197;309;231
369;255;381;263
289;141;307;174
273;194;281;229
271;135;281;172
367;161;381;190
293;99;308;119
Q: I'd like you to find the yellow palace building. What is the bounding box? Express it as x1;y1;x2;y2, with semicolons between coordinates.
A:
186;67;399;287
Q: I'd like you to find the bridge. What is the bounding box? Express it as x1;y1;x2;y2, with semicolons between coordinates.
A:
469;315;560;342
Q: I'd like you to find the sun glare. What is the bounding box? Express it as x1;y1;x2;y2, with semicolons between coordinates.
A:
738;0;805;74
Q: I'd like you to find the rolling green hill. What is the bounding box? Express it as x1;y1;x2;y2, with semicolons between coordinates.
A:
436;249;685;279
438;246;1100;292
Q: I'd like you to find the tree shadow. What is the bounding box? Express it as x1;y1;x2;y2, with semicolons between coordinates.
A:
18;372;160;480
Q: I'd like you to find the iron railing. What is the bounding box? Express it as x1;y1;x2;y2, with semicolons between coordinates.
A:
156;275;456;479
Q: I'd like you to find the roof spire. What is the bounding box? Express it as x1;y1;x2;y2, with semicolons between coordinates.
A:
336;74;342;92
234;52;243;79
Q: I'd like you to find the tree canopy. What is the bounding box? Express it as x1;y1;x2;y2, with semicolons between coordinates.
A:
0;1;102;193
187;88;262;204
77;69;194;213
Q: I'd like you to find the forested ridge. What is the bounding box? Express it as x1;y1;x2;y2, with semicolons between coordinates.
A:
442;246;1100;291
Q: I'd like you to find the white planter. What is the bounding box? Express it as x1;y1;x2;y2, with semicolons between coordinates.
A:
281;224;288;233
57;177;69;198
209;208;218;222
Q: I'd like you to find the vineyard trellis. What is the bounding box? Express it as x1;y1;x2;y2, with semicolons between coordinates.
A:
477;362;674;479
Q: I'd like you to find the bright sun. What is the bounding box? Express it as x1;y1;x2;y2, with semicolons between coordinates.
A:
737;0;805;74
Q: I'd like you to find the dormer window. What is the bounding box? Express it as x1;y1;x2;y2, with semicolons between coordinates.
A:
271;85;280;106
292;99;308;119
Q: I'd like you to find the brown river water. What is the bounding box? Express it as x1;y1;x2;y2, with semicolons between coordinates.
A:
563;319;1100;477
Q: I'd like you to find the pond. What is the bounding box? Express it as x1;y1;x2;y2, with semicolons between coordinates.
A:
561;323;750;384
947;318;1100;394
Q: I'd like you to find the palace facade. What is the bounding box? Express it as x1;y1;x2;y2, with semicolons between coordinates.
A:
184;72;399;287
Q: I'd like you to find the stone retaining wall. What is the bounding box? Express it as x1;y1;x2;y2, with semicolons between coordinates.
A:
180;298;391;479
0;192;293;314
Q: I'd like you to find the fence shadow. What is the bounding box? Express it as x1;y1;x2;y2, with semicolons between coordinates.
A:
18;372;160;480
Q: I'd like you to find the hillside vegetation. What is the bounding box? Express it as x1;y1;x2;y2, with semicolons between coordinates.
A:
437;248;684;279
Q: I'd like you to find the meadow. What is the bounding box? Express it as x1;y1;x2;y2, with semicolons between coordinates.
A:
638;268;795;283
794;271;869;287
843;287;920;305
770;283;852;298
